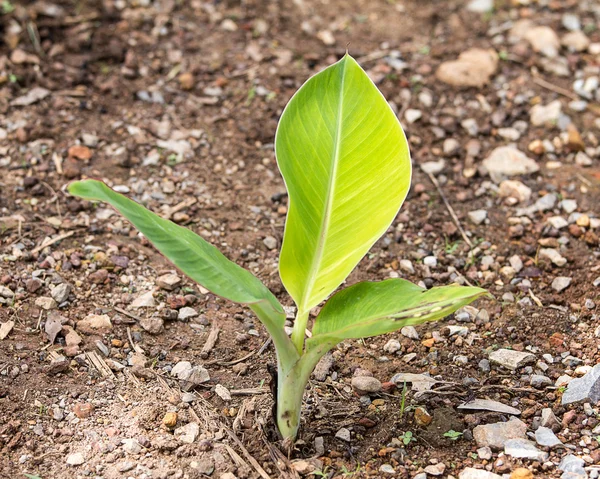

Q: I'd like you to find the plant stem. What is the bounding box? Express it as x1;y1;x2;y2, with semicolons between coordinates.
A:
276;340;334;444
290;309;309;353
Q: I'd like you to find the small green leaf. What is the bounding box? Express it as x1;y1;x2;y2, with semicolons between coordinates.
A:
68;180;286;332
24;474;43;479
276;54;411;315
309;279;487;345
443;430;463;440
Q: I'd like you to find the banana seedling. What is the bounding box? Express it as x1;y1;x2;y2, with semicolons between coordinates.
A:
68;54;486;446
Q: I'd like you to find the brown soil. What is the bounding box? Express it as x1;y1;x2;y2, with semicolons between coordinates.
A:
1;0;599;478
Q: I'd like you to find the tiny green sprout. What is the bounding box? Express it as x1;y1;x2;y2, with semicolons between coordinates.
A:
166;153;178;166
68;54;487;446
400;430;415;445
443;430;463;441
24;474;43;479
1;0;15;14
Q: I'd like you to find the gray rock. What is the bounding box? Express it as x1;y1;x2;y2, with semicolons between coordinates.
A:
156;273;181;291
140;317;164;334
180;366;211;391
194;459;214;476
174;422;199;444
473;418;528;450
383;339;401;354
122;438;142;454
178;306;198;321
540;408;561;431
390;372;439;392
117;461;136;473
552;277;572;293
562;356;583;368
477;446;492;460
131;291;155;308
504;438;548;461
535;426;562;447
562;13;581;31
458;399;521;415
489;349;535;370
479;359;491;373
312;353;334;381
400;326;419;340
459;468;502;479
0;285;15;298
51;283;71;303
263;236;278;250
561;364;600;405
335;427;351;442
171;361;193;379
530;374;552;388
558;455;586;476
351;376;382;394
380;464;395;474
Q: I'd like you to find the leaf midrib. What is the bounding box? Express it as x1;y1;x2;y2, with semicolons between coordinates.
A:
299;57;347;313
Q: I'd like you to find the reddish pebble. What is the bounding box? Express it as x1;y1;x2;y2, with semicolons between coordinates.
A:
68;145;93;160
73;402;94;419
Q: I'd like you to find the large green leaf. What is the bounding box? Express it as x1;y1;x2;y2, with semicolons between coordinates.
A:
276;54;411;314
308;279;487;347
68;180;287;333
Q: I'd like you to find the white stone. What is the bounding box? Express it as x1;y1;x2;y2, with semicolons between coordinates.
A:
214;384;232;401
562;31;590;52
539;248;567;267
551;276;572;293
421;159;446;175
459;468;501;479
131;291;155;308
436;49;498;88
504;438;548;461
66;452;85;465
383;339;401;354
482;146;539;183
489;349;535;370
530;100;562;126
174;422;200;444
79;314;112;330
524;26;560;58
423;256;437;267
467;0;493;12
468;210;487;225
547;216;568;229
404;109;422;124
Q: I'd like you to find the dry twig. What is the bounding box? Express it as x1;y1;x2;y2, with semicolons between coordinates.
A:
200;324;220;359
421;167;473;249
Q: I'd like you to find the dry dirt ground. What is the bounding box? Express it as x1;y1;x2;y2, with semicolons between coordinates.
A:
1;0;600;478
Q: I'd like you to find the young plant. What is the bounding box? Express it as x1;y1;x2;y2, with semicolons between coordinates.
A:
68;54;486;446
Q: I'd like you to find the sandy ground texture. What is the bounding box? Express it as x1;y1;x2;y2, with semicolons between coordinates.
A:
1;0;600;478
